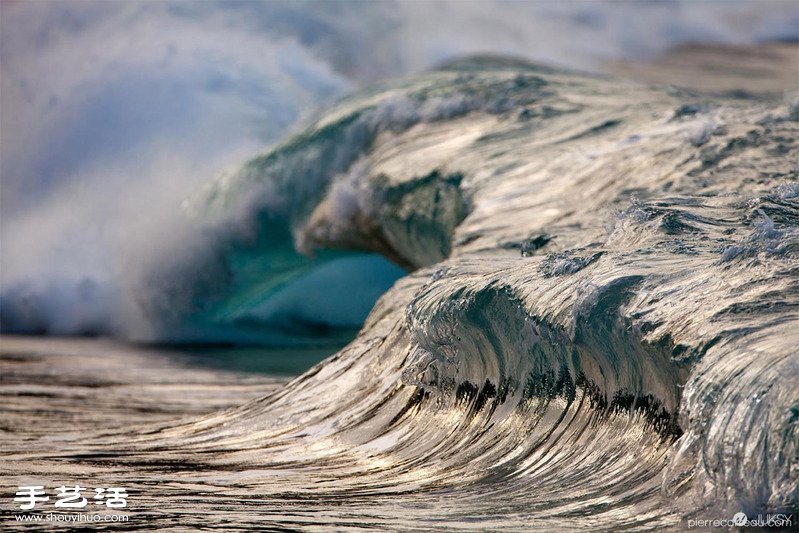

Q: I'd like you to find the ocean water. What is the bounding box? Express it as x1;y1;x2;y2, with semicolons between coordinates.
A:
2;0;798;345
3;58;794;530
176;344;358;376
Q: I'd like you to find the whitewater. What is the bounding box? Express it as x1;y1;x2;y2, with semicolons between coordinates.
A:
2;57;798;530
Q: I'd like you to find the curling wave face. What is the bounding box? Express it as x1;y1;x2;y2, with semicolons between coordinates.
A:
43;58;799;529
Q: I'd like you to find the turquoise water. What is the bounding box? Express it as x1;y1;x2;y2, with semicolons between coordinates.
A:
173;340;355;376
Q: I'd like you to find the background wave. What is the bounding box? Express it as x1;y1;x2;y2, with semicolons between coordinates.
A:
2;0;797;342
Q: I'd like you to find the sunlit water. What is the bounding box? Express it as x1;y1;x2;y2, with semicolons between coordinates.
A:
2;58;797;531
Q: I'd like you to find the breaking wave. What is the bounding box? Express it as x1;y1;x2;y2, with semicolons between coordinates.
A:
4;0;799;344
33;58;796;529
